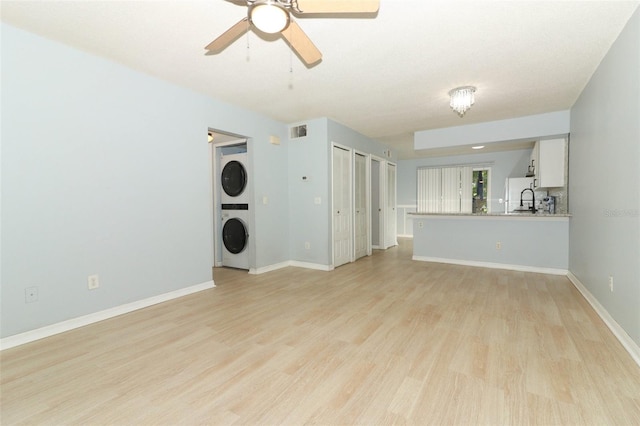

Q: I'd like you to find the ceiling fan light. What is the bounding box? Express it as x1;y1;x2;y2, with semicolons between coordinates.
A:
449;86;476;117
250;1;290;34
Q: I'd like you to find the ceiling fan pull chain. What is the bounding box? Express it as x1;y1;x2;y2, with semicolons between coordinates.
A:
288;44;294;89
245;19;251;62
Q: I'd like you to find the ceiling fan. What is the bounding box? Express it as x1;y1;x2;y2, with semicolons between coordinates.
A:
205;0;379;66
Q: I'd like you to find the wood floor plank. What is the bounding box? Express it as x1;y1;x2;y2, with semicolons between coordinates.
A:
2;238;639;425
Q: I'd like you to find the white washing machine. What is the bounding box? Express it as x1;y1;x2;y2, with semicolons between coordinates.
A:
220;153;249;205
221;205;250;270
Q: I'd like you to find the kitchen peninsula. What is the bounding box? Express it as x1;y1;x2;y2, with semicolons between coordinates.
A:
410;212;570;274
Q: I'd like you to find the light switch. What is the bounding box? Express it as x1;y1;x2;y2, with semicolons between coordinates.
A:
263;196;268;205
314;197;321;205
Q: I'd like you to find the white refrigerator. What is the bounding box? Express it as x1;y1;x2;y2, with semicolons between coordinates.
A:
505;177;537;213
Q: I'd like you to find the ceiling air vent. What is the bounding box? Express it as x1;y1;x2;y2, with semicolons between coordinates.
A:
290;124;308;139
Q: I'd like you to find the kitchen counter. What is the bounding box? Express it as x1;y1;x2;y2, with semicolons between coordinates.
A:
410;212;569;273
409;212;571;220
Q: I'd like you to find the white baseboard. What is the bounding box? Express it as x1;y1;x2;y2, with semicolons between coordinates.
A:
0;280;215;351
249;260;334;274
397;234;414;238
412;256;568;275
249;261;291;275
567;272;640;368
289;261;334;271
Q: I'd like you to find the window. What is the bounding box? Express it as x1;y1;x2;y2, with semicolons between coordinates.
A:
472;168;490;213
417;165;490;213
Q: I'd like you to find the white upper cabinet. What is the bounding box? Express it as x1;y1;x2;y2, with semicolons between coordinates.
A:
532;138;566;188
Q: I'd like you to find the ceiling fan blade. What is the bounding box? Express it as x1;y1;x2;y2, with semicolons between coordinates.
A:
295;0;379;14
205;17;249;52
281;20;322;66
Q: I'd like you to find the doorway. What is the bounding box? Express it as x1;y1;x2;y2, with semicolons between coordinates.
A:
209;128;250;270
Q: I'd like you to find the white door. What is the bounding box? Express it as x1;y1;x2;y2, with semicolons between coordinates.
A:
370;157;383;249
384;162;397;249
333;145;352;267
354;152;367;260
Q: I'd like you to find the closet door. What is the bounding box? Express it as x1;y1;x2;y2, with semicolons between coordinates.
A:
370;157;383;249
332;145;352;267
384;162;397;249
354;152;368;260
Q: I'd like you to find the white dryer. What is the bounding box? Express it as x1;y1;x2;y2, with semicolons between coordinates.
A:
220;153;249;205
221;205;250;270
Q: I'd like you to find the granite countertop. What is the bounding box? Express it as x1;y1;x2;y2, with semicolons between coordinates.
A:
409;212;572;218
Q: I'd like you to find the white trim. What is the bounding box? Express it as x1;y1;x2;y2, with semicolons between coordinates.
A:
397;234;414;239
412;256;568;275
567;272;640;368
249;261;290;275
289;261;334;271
249;260;334;274
0;280;215;351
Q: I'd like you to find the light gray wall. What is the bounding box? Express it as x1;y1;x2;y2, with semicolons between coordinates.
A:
569;8;640;346
251;132;290;270
414;110;570;149
327;119;396;162
1;24;289;337
413;217;569;270
286;118;396;266
397;149;532;214
287;118;330;265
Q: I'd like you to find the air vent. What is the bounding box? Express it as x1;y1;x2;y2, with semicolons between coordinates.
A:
290;124;308;139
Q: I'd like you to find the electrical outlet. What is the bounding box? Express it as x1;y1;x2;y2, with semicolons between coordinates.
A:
304;242;311;250
418;221;424;228
495;241;502;250
608;276;614;292
88;274;100;290
25;286;39;303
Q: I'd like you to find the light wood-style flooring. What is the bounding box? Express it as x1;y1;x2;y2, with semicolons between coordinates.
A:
2;239;639;425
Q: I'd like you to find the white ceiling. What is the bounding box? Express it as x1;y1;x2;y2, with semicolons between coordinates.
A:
2;1;638;159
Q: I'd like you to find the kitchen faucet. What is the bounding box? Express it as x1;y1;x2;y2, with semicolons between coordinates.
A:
520;188;536;213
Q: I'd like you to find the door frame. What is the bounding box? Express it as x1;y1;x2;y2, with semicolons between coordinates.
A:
209;130;249;268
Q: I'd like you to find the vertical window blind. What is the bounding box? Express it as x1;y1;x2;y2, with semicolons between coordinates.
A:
417;166;473;213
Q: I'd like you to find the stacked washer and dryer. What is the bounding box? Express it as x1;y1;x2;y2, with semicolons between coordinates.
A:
220;152;250;270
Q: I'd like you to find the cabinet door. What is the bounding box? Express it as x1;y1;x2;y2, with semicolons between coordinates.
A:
530;141;540;182
538;138;565;188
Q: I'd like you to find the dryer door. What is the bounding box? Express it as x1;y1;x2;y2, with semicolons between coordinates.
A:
221;160;247;197
222;218;248;254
